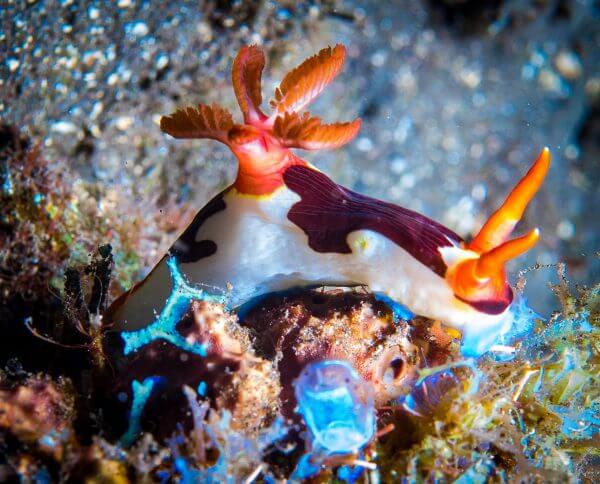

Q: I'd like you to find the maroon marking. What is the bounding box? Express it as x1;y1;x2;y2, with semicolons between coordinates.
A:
456;286;513;315
283;165;463;277
170;189;229;263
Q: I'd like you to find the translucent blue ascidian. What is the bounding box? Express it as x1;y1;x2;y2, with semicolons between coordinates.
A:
295;360;375;454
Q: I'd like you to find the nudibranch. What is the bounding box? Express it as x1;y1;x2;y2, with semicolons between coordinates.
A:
109;44;550;356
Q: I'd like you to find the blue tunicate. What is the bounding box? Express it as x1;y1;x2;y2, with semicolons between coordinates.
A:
174;456;202;484
294;360;375;454
173;453;227;484
33;467;52;484
197;380;207;397
337;464;364;483
120;377;159;447
454;459;494;484
551;404;600;440
38;430;66;450
290;454;321;481
1;166;13;195
403;359;482;418
120;256;225;356
276;8;292;20
522;63;537;80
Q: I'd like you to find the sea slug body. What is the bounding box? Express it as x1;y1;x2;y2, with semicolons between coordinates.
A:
108;44;550;357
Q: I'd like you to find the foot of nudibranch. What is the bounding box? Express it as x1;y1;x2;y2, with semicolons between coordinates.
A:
119;257;226;356
465;295;542;359
428;314;514;358
459;311;515;357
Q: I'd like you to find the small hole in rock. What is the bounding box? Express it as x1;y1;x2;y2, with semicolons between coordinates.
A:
390;357;405;379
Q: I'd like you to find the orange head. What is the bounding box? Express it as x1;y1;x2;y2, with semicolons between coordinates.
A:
159;44;361;195
445;148;551;313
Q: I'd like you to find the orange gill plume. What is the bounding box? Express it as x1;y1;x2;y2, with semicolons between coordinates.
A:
232;45;267;124
159;44;361;195
446;148;551;307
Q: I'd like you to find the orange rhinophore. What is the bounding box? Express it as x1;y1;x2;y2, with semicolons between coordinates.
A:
470;147;551;253
446;148;551;307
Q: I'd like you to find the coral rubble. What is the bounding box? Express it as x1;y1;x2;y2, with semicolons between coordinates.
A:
3;253;597;481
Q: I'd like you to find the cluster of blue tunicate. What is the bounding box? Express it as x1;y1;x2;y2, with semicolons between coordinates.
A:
291;360;375;481
120;256;225;356
120;377;160;447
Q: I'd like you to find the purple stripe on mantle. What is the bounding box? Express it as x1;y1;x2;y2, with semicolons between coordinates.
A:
283;165;463;277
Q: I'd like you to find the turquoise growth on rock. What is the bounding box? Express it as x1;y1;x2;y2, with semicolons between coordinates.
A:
120;257;225;356
120;377;159;447
294;360;375;453
374;293;414;322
